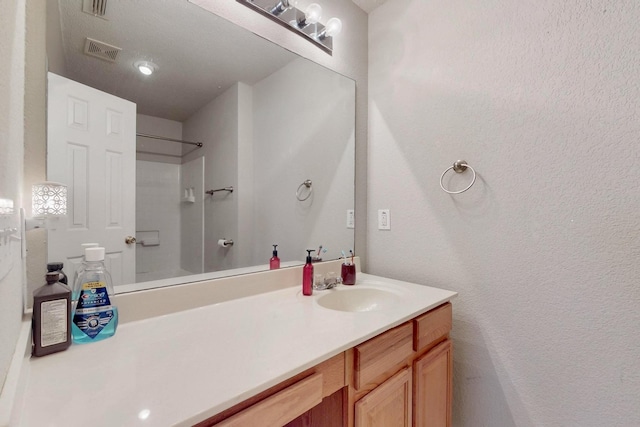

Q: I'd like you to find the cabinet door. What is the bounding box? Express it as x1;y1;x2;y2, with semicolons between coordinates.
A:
355;368;412;427
413;340;452;427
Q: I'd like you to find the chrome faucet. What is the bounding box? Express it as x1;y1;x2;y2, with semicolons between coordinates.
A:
313;272;342;291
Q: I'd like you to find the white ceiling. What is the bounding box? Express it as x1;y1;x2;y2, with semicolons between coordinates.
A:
350;0;390;13
55;0;298;122
53;0;388;122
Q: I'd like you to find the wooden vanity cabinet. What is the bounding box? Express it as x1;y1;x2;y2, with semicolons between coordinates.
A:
413;340;452;427
199;353;346;427
412;303;453;427
350;302;453;427
354;367;413;427
198;303;452;427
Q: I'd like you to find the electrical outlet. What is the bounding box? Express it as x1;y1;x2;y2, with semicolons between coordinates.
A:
378;209;390;230
347;210;355;229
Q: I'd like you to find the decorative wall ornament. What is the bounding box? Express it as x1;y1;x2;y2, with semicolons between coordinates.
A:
32;182;68;217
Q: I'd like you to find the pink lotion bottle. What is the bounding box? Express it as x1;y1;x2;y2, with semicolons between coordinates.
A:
302;250;314;296
270;244;280;270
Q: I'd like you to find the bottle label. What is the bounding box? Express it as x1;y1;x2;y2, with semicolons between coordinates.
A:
73;281;114;339
41;299;68;347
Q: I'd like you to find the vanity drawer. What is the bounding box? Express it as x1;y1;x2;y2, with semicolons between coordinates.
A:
413;302;452;353
354;322;414;390
216;373;323;427
203;353;344;427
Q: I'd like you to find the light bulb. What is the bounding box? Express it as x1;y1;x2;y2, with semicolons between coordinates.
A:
138;65;153;75
324;17;342;37
138;409;151;420
134;61;157;76
305;3;322;24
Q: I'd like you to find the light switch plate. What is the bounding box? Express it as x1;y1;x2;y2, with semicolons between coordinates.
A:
378;209;390;230
347;210;355;229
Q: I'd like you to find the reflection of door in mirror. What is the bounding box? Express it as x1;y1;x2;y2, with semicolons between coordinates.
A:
47;72;136;288
48;71;209;288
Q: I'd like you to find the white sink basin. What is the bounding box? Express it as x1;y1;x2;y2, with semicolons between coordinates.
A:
315;287;402;312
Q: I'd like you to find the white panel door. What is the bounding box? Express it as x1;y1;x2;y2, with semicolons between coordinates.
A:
47;72;136;288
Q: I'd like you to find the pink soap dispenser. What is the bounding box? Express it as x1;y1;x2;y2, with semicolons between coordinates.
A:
302;250;314;296
270;244;280;270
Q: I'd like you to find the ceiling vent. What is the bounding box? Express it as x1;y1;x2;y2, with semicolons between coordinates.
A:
82;0;109;19
83;38;121;63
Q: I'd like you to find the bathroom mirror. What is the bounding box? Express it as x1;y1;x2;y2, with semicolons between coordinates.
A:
40;0;355;293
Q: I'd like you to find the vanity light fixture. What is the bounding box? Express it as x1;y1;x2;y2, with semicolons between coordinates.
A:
316;17;342;40
296;3;322;29
269;0;291;16
238;0;342;54
134;60;157;76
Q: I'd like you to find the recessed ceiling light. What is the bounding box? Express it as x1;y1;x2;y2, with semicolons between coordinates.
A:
134;61;157;76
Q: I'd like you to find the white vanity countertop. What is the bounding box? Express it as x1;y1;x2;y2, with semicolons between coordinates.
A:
19;273;456;427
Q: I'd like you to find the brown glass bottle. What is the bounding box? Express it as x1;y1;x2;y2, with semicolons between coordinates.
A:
32;272;72;357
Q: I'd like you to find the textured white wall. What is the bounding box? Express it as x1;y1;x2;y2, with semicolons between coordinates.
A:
0;0;26;392
252;58;355;264
44;0;64;75
368;1;640;425
23;0;47;308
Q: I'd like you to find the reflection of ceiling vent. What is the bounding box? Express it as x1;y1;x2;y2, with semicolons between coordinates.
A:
84;38;121;63
82;0;108;19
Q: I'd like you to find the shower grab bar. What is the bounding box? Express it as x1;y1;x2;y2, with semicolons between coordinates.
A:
206;187;234;195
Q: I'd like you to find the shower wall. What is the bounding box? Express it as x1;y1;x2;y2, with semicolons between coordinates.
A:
136;159;182;280
180;156;205;275
135;114;202;281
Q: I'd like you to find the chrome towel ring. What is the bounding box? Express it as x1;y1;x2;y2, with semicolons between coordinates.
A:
440;160;476;194
296;179;313;201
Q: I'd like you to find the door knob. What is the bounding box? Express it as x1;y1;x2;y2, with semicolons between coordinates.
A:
125;236;137;245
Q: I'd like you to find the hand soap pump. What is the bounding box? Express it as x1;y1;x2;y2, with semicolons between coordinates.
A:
270;244;280;270
302;249;314;296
